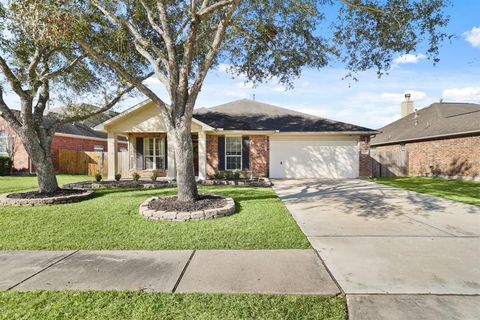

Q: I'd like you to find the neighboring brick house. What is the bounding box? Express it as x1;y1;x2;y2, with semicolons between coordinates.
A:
0;110;127;173
95;99;376;180
370;96;480;180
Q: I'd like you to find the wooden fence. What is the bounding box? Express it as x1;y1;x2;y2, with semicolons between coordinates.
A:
58;149;129;177
371;149;409;177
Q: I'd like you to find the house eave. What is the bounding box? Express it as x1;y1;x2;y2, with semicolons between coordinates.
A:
371;129;480;146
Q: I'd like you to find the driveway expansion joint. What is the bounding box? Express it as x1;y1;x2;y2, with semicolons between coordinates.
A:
172;249;196;293
7;250;80;291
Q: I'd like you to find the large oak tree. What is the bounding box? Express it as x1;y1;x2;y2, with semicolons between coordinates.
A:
0;0;149;193
74;0;448;202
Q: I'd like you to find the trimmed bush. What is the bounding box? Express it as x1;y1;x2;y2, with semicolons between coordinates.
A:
150;172;158;181
0;156;12;175
114;174;122;181
94;173;102;182
132;172;140;181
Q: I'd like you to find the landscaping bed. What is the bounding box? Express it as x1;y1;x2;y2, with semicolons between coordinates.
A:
0;189;93;206
201;178;272;187
63;180;176;190
140;194;235;221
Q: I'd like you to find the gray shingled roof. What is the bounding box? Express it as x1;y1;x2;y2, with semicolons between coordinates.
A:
371;102;480;146
6;109;124;140
193;99;374;132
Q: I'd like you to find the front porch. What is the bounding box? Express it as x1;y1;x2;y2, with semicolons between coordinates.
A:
107;131;207;181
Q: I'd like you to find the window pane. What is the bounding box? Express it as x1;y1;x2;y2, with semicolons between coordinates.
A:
145;156;154;169
156;156;164;170
226;156;241;170
226;136;242;156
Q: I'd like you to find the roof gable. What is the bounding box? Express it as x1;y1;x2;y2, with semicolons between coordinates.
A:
371;102;480;145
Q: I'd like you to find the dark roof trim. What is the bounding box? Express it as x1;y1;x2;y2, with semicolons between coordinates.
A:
371;130;480;146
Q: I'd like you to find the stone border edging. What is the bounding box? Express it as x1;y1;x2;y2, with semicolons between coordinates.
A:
63;180;176;190
0;189;94;206
200;179;272;187
139;195;236;221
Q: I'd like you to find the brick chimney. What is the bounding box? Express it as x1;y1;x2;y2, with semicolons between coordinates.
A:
401;93;414;117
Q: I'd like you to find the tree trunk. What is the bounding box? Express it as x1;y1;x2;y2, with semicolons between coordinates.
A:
169;120;199;202
22;133;59;194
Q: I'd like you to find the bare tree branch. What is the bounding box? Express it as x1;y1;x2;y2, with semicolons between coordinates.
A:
337;0;386;14
198;0;233;17
27;47;44;94
156;0;179;85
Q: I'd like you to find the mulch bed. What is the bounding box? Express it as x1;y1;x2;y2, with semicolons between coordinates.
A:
148;194;227;212
6;189;87;199
63;180;175;190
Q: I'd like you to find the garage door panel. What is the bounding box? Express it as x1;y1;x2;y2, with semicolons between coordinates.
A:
270;140;358;179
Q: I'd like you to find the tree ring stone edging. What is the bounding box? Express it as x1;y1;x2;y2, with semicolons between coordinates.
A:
139;195;236;221
0;189;94;206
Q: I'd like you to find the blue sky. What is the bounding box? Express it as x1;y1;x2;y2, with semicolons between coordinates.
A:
4;1;480;130
129;1;480;129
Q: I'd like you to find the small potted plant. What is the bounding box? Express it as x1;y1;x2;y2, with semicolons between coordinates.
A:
94;173;102;182
114;173;121;181
132;172;140;181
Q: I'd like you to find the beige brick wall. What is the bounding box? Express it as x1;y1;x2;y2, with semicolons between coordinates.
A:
374;135;480;178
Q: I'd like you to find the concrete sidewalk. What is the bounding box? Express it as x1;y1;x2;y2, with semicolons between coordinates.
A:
0;249;340;295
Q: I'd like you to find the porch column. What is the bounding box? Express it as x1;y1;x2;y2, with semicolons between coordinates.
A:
198;131;207;180
107;132;118;180
167;131;176;179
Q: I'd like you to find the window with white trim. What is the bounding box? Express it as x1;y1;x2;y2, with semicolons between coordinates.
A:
144;137;165;170
0;131;8;155
225;136;242;171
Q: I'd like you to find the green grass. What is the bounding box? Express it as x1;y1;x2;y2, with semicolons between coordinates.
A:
0;291;347;320
371;176;480;206
0;174;90;194
0;175;310;249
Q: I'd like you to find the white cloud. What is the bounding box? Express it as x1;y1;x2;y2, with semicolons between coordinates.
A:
236;81;254;89
393;53;427;65
272;86;286;92
442;87;480;101
463;26;480;48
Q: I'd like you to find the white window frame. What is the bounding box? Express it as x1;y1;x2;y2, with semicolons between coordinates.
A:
144;137;165;170
0;131;8;156
225;136;242;171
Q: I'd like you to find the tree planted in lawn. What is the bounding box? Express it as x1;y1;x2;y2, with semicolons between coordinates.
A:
73;0;448;202
0;1;148;193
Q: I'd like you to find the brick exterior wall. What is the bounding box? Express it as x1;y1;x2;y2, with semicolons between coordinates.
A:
358;136;371;177
249;135;269;177
374;134;480;179
206;134;218;177
1;116;127;172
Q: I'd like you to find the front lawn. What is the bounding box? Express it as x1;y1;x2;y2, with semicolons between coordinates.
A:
0;291;347;320
0;175;309;249
0;174;90;194
371;176;480;206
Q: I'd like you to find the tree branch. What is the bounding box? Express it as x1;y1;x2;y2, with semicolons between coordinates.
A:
0;87;22;132
337;0;386;14
156;0;179;85
0;55;28;99
77;37;172;124
198;0;233;17
39;54;87;82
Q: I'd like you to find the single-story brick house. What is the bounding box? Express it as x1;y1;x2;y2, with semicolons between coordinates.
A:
370;96;480;180
0;109;127;173
95;99;376;180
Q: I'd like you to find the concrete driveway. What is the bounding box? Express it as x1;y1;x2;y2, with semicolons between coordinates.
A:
273;179;480;319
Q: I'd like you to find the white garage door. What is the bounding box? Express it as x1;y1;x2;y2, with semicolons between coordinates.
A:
269;139;359;179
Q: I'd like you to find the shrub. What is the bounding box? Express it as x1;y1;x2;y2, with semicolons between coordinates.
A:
114;174;121;181
94;173;102;182
132;172;140;181
0;156;12;175
213;171;223;179
233;171;241;179
224;171;233;180
150;172;158;181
